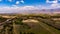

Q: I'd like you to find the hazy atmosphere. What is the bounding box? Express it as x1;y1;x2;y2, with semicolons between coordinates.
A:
0;0;60;34
0;0;60;13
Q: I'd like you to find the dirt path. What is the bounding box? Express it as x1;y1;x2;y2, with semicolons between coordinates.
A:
38;22;56;34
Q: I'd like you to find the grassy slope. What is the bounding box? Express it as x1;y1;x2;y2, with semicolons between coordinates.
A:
13;18;60;34
38;21;60;34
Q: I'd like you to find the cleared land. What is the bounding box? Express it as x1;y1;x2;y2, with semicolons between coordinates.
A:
0;14;60;34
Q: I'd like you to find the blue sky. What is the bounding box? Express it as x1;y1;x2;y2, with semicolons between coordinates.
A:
0;0;60;13
0;0;60;8
0;0;59;6
0;0;40;6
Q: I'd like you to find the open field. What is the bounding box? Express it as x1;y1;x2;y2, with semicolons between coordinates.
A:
0;14;60;34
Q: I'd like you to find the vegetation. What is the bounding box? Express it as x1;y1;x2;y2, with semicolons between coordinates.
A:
0;14;60;34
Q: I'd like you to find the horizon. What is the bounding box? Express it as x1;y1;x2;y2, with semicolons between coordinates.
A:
0;0;60;13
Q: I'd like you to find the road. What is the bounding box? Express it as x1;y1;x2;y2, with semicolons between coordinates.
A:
38;21;56;34
38;19;60;34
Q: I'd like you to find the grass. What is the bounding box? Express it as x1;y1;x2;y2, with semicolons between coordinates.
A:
13;18;60;34
0;14;60;34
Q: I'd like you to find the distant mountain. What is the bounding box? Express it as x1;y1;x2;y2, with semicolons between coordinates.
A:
0;8;60;14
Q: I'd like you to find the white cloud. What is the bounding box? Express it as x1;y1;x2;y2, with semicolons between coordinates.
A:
0;6;40;13
16;1;20;5
51;3;60;8
8;0;13;2
46;0;58;3
46;0;50;3
52;0;58;3
46;0;60;8
20;0;24;3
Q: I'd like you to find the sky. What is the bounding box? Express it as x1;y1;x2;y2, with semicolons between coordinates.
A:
0;0;60;13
